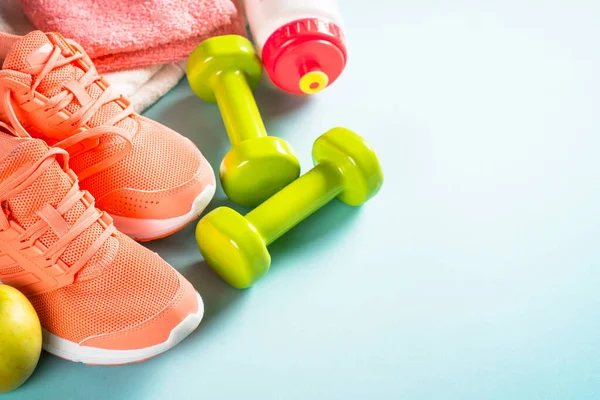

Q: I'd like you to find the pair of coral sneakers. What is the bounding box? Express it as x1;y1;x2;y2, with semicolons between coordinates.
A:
0;31;216;364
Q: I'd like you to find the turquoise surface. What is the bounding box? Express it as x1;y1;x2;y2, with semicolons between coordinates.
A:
8;0;600;398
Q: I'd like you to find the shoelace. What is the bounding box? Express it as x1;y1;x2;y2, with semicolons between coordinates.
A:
0;133;116;281
0;40;134;181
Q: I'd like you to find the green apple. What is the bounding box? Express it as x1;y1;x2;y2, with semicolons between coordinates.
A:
0;285;42;393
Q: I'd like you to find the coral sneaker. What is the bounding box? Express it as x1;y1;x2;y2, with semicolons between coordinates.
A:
0;131;203;365
0;31;216;241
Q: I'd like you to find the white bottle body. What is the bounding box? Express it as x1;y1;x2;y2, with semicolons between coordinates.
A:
243;0;344;54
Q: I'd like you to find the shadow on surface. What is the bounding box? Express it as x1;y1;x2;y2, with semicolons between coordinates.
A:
269;201;361;254
253;80;311;122
13;349;144;400
180;260;245;331
19;351;56;387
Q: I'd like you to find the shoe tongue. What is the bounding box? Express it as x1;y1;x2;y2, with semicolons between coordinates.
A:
3;31;135;133
0;133;48;178
2;31;53;71
0;133;117;281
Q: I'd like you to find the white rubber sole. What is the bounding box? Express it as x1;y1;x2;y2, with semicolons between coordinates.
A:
111;185;215;240
42;292;204;365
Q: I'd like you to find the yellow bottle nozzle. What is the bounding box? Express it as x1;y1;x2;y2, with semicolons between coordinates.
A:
299;70;329;94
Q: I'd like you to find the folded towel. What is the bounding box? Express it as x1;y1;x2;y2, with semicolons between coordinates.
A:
19;0;246;73
0;0;187;112
106;62;187;113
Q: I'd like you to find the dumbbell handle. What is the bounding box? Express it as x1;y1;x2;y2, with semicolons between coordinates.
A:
212;70;267;145
245;162;343;246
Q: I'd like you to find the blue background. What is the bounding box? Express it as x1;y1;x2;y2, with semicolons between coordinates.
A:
8;0;600;398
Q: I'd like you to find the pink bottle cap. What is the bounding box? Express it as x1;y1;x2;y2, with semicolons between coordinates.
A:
261;18;347;95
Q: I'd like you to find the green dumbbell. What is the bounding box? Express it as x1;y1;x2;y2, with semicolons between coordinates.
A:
187;35;301;207
195;127;384;289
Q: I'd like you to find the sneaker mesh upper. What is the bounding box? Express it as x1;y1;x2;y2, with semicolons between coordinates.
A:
0;134;116;281
28;233;180;342
0;133;181;342
2;31;202;203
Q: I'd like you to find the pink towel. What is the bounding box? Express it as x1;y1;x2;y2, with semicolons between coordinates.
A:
1;0;189;112
19;0;246;72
